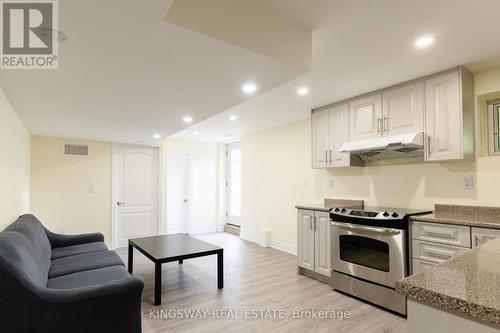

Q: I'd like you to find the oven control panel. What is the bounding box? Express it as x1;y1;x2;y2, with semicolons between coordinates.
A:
331;208;403;220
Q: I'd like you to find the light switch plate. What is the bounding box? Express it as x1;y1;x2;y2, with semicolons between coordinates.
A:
463;176;474;189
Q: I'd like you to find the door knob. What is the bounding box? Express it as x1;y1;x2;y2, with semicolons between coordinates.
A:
183;199;188;203
117;201;125;206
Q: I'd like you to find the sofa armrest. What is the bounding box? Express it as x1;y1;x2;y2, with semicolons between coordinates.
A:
44;228;105;248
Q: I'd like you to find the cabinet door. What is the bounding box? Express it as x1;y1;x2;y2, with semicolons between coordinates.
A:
329;104;350;167
382;82;423;136
472;227;500;248
349;94;382;141
297;210;315;270
314;211;331;277
311;110;330;168
424;71;462;161
411;258;438;275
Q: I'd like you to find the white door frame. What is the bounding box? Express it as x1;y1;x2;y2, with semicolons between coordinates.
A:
111;143;161;249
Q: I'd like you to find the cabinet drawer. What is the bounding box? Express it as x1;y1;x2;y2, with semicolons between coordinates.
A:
412;240;469;264
411;221;471;247
412;259;438;275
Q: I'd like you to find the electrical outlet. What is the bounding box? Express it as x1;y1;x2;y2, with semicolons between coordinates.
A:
463;176;474;189
88;185;95;193
303;180;308;189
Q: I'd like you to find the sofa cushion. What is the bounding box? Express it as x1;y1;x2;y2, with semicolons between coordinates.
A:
47;265;131;289
48;250;125;278
51;242;108;260
0;214;52;286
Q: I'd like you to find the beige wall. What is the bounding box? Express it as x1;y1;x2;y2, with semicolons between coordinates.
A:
161;139;222;234
31;136;112;240
241;66;500;249
0;88;31;230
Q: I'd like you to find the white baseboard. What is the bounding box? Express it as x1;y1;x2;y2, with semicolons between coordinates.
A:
188;226;217;235
240;230;297;256
239;230;263;245
270;239;297;256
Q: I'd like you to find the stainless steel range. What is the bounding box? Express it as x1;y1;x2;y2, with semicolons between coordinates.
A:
330;206;431;315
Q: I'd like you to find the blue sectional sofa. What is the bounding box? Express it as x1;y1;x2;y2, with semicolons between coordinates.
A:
0;214;144;333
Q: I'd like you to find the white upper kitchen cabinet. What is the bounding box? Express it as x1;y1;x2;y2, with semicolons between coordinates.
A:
312;105;363;168
349;93;382;141
329;104;350;167
424;68;474;162
382;82;424;136
311;109;330;168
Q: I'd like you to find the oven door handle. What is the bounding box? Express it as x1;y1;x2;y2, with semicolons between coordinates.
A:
330;222;401;236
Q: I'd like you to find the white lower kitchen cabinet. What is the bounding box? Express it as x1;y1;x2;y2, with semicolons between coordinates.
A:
314;211;331;276
411;221;500;274
472;227;500;247
407;300;499;333
297;210;331;277
297;210;315;271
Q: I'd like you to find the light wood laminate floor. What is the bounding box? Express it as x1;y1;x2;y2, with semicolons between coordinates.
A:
117;232;407;333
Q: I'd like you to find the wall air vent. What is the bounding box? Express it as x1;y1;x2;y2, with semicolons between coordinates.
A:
63;144;89;157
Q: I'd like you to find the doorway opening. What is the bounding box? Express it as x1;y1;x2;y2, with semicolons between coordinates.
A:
226;142;241;227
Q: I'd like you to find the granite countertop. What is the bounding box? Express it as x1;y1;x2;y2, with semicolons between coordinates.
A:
396;237;500;326
295;198;364;212
411;204;500;230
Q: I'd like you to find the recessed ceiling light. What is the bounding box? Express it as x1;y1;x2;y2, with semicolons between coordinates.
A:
194;131;200;135
242;83;258;94
153;134;162;139
297;87;309;96
414;36;434;49
229;115;237;121
183;116;193;123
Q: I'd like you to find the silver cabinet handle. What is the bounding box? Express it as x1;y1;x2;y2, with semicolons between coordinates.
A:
325;150;328;163
427;137;432;157
329;150;333;164
383;116;389;133
309;219;313;229
331;221;400;235
377;118;382;133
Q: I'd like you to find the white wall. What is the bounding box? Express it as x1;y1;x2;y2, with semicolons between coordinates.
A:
0;88;31;230
31;136;112;239
241;66;500;251
161;139;222;234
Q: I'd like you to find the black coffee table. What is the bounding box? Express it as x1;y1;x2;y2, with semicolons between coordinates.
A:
128;234;223;306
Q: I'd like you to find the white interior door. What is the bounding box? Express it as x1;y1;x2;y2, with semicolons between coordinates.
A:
166;153;191;234
226;142;241;226
113;144;159;248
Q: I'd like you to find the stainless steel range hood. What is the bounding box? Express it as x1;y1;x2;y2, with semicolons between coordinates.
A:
339;132;424;161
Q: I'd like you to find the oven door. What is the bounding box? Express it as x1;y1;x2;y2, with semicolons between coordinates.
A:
331;221;406;288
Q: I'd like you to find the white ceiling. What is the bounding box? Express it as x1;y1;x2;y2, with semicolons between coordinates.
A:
3;0;500;145
0;0;306;144
173;0;500;142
